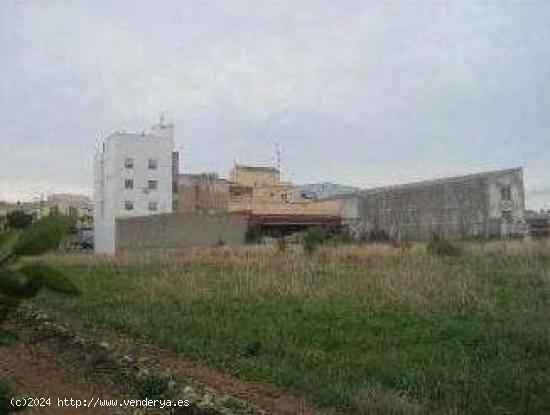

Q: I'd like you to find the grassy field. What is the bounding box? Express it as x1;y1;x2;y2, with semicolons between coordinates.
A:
35;241;550;414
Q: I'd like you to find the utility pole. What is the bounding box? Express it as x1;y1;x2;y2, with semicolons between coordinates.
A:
39;193;45;218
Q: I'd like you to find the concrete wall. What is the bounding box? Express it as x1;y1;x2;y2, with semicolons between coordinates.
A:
115;212;247;252
340;168;526;240
228;184;253;212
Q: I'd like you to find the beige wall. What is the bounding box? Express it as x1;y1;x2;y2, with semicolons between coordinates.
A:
228;184;253;212
175;175;229;214
230;165;280;187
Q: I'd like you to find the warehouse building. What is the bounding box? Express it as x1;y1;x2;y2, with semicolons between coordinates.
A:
332;168;526;240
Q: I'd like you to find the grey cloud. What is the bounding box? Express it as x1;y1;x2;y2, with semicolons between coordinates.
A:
1;0;549;209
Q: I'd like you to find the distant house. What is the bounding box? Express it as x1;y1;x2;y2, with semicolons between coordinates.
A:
0;195;91;227
173;164;341;217
47;194;92;224
294;183;360;200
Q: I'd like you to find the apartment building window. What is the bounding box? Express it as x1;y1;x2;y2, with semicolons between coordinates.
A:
124;158;134;169
501;185;512;201
124;179;134;189
148;201;158;211
502;210;513;223
148;180;158;190
148;159;157;170
124;200;134;210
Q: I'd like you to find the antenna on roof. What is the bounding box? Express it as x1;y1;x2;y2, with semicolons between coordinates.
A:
275;142;281;174
159;112;165;126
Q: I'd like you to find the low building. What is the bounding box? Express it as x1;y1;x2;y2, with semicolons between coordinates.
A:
331;168;526;240
227;165;294;213
174;164;339;216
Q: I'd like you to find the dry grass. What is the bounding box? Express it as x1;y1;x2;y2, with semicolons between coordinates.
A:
46;242;499;313
461;238;550;257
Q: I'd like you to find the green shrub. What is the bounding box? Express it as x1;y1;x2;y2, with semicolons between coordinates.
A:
137;374;171;400
11;214;69;256
6;210;33;230
426;232;460;256
369;228;391;243
0;214;79;345
245;225;262;244
0;379;25;413
335;228;354;244
301;226;329;255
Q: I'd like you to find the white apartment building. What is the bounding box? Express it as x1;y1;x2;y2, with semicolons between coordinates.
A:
94;120;175;254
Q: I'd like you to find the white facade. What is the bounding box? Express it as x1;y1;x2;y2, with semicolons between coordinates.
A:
94;122;175;254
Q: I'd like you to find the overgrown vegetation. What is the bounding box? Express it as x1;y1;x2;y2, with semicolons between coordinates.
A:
426;232;460;256
275;236;287;252
5;210;33;230
36;241;550;415
244;225;262;244
137;373;171;400
301;226;330;254
365;228;391;243
0;379;22;414
0;214;80;413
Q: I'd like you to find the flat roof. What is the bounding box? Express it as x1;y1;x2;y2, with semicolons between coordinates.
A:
323;167;523;200
233;164;280;173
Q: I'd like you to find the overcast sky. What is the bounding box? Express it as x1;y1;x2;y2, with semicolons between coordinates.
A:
1;0;549;208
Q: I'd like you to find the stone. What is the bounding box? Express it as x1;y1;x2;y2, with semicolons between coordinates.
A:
98;341;111;350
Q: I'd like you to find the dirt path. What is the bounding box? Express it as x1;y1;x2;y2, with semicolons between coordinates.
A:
2;309;341;415
0;342;126;415
98;331;333;415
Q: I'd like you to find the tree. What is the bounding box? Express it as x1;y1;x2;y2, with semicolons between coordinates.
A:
5;210;33;230
0;214;80;413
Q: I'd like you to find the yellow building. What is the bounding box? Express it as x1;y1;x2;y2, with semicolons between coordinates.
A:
174;164;342;217
230;165;281;187
227;165;341;216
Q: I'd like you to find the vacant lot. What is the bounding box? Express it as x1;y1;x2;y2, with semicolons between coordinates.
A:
35;241;550;414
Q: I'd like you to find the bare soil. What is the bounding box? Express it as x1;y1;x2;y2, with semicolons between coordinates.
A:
1;312;338;415
0;341;126;415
